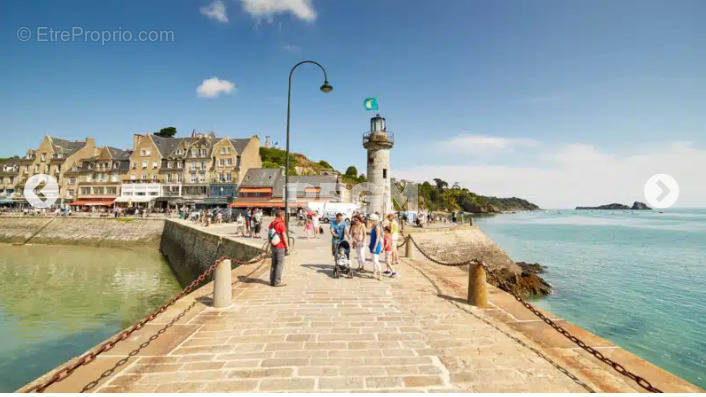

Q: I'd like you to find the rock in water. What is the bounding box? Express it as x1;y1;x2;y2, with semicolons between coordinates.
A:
631;201;652;210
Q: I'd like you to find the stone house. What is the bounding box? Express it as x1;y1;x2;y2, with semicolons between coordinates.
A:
231;168;347;210
15;136;97;205
0;158;21;201
70;147;131;207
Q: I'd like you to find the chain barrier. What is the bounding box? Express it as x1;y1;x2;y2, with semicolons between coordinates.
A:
24;248;269;393
405;233;663;393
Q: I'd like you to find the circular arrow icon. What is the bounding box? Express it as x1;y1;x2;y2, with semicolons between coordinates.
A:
24;174;59;209
644;173;679;209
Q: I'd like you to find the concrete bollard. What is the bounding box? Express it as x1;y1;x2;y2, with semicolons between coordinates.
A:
467;261;488;307
213;259;232;308
404;236;414;259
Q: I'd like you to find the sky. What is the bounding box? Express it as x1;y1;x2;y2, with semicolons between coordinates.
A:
1;0;705;208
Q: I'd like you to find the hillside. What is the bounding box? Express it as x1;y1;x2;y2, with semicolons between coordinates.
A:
259;147;539;213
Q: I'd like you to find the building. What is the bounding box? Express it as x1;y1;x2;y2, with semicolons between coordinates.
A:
230;168;347;210
15;136;98;205
69;146;131;208
0;158;21;205
363;114;394;215
124;132;261;209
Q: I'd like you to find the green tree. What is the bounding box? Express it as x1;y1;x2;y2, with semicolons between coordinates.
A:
262;161;280;169
433;178;448;191
318;160;333;169
154;127;177;137
345;166;358;177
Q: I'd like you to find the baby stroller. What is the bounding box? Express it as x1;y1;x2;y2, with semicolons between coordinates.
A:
333;240;353;279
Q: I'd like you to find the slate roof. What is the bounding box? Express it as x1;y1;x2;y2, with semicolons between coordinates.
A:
240;168;284;188
229;138;251;154
107;147;132;160
50;137;86;156
150;135;187;158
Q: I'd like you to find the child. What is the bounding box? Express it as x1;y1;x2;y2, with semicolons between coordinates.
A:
383;226;398;277
304;218;314;238
336;247;353;278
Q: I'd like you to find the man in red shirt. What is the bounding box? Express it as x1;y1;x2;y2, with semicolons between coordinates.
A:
268;209;289;287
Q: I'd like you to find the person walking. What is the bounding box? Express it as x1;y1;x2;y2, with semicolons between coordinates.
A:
268;209;289;287
386;213;400;265
312;211;320;238
349;215;367;272
368;214;383;280
383;225;398;277
330;213;347;257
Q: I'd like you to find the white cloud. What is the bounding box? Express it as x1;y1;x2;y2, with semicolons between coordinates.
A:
437;134;538;156
239;0;316;22
396;141;706;209
283;44;302;53
200;0;229;23
196;77;235;98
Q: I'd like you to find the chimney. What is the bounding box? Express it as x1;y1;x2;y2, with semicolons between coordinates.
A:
133;134;143;150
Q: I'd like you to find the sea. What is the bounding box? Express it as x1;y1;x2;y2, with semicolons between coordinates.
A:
474;208;706;389
0;243;181;392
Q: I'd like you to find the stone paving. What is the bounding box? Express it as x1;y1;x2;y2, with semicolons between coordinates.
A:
28;219;701;393
91;228;594;393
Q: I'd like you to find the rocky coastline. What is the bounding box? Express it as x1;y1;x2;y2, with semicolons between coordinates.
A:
576;201;651;210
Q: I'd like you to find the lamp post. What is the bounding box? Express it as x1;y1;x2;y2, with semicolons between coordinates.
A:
284;60;332;235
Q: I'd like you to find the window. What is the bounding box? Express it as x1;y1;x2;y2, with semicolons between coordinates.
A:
130;174;136;180
226;173;232;182
152;174;158;181
200;149;207;157
190;175;196;183
81;187;91;195
107;187;117;195
41;153;46;161
69;177;76;184
219;159;224;167
140;149;151;156
191;148;198;157
152;161;159;169
167;161;172;169
226;158;233;166
94;187;105;195
131;162;136;169
68;189;74;197
141;161;147;169
177;162;182;169
383;169;387;179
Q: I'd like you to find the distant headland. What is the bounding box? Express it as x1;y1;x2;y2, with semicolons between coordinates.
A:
576;201;651;210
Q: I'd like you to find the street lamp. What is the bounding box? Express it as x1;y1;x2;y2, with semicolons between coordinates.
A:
284;60;332;235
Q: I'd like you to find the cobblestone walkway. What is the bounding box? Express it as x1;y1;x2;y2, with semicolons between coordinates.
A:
91;233;594;393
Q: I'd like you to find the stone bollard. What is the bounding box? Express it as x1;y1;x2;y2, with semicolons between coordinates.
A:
469;216;474;226
213;259;232;308
467;261;488;307
404;236;414;259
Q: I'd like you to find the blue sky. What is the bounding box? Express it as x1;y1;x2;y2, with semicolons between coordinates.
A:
2;0;705;207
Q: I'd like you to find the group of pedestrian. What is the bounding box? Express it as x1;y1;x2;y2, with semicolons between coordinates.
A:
302;210;321;238
235;208;264;237
332;212;400;280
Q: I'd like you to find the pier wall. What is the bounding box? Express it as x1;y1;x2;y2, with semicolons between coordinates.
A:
0;216;164;246
159;220;263;286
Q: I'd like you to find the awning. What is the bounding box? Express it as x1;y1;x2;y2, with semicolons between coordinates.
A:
0;198;15;204
70;199;116;206
230;200;305;208
114;196;155;203
239;187;272;193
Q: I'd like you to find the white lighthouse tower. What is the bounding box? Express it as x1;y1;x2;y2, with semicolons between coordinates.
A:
363;114;394;216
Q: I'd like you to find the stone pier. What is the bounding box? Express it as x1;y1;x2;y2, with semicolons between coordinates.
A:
21;220;703;393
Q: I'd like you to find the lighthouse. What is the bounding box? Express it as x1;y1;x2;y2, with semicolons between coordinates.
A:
363;114;394;216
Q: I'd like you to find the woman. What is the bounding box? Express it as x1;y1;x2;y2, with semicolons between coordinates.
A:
312;211;320;238
368;214;383;280
386;213;400;265
349;216;367;272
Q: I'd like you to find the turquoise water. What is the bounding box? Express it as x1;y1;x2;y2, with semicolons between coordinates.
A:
0;244;181;392
474;209;706;388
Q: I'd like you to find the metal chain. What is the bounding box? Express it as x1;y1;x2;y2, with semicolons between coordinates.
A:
408;237;663;393
407;235;472;267
23;249;269;393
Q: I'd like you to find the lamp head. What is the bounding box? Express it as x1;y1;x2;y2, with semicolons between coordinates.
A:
320;81;333;93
